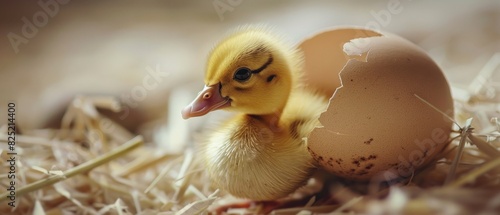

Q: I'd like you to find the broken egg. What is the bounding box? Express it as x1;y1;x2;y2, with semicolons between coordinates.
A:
301;27;454;181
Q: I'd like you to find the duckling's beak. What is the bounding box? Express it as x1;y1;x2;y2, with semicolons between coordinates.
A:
181;84;230;119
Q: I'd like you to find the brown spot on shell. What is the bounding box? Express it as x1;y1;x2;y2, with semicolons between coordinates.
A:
353;154;377;165
388;163;399;167
352;160;361;167
423;149;430;158
327;158;334;167
363;138;374;145
357;170;369;176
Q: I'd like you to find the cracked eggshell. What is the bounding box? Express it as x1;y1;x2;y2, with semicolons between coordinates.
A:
300;27;454;181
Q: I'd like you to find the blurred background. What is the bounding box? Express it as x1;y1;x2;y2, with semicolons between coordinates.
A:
0;0;499;137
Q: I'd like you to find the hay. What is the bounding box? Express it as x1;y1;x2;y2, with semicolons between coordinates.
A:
1;58;500;214
0;97;213;214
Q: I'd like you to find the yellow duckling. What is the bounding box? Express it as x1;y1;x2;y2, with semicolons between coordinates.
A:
182;26;327;200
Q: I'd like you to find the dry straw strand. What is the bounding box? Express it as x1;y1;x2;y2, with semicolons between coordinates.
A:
0;136;144;202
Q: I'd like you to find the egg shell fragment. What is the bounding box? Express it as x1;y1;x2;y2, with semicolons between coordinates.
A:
301;27;454;181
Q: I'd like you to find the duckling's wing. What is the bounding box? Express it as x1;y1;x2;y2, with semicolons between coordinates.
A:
282;89;329;139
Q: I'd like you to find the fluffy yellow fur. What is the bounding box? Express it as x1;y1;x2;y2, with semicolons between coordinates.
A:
204;91;327;200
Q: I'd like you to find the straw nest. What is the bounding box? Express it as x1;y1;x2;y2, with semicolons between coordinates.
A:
1;55;500;214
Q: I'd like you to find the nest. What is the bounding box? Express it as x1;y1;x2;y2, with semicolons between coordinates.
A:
1;54;500;215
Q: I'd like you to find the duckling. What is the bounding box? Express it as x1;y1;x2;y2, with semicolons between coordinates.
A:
182;26;328;200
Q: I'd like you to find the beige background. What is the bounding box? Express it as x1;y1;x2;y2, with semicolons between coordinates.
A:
0;0;498;134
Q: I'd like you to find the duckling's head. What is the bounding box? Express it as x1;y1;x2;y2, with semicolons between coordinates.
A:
182;27;302;119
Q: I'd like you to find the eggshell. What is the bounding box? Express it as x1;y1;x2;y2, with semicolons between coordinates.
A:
300;27;454;181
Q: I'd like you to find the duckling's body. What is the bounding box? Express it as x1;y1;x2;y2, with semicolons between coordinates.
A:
205;90;326;200
182;26;328;200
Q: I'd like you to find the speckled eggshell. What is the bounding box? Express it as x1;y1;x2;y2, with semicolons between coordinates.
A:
300;27;454;181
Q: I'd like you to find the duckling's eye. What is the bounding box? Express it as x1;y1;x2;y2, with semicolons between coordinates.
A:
233;67;252;82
